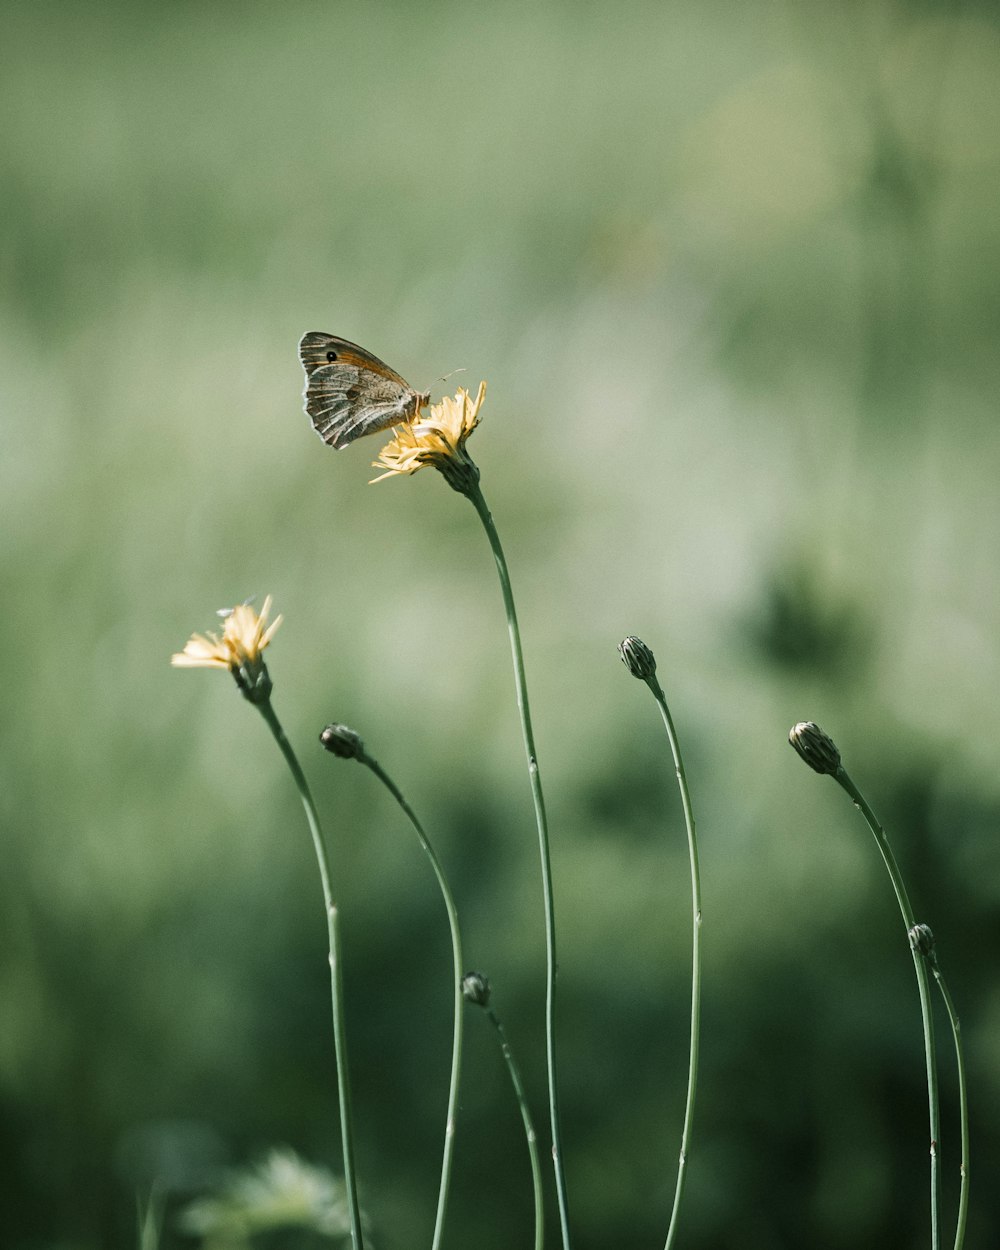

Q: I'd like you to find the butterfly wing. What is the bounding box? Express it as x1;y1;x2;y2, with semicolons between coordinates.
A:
299;332;411;385
299;332;426;450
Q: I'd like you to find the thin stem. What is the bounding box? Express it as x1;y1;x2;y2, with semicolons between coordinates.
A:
136;1187;163;1250
835;766;940;1250
484;1004;545;1250
927;956;969;1250
326;904;359;1241
257;700;365;1250
358;753;465;1250
645;676;702;1250
467;479;572;1250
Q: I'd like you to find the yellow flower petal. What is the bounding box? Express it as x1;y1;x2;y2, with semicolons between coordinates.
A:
171;632;230;668
371;382;486;483
172;598;282;674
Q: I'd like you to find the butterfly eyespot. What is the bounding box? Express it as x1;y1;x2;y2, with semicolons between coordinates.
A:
326;350;338;362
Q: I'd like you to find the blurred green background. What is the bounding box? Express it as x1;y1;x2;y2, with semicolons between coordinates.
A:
2;1;999;1247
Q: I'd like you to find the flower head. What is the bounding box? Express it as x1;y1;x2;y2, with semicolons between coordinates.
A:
788;720;842;776
319;723;366;761
461;971;492;1008
371;381;486;495
619;636;658;681
908;923;936;958
172;595;282;704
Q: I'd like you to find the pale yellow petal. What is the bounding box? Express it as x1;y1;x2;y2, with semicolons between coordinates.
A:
171;652;230;669
370;382;486;483
259;613;283;648
171;632;231;668
173;597;280;674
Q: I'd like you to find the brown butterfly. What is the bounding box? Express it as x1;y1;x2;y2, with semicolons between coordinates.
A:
299;332;430;450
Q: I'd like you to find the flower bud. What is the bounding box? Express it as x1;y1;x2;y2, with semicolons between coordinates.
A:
909;923;936;957
619;636;657;680
319;724;365;761
788;721;841;775
461;971;492;1008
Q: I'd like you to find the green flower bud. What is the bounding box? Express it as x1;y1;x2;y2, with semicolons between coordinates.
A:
461;971;492;1008
909;924;936;957
320;724;365;761
788;721;842;775
619;636;657;680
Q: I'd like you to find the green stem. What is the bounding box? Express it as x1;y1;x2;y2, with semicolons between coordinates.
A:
927;956;969;1250
257;700;365;1250
358;753;465;1250
136;1187;163;1250
834;767;940;1250
484;1004;545;1250
645;676;702;1250
467;479;572;1250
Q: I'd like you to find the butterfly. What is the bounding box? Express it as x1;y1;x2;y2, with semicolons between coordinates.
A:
299;332;430;450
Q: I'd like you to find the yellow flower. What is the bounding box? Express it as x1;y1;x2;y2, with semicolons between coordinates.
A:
371;381;486;493
172;595;282;703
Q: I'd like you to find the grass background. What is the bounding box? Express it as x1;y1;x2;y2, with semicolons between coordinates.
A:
2;1;999;1247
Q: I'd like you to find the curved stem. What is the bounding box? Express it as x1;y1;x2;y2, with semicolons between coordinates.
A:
646;677;702;1250
834;767;940;1250
257;700;365;1250
927;957;969;1250
358;753;465;1250
485;1005;545;1250
467;479;572;1250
